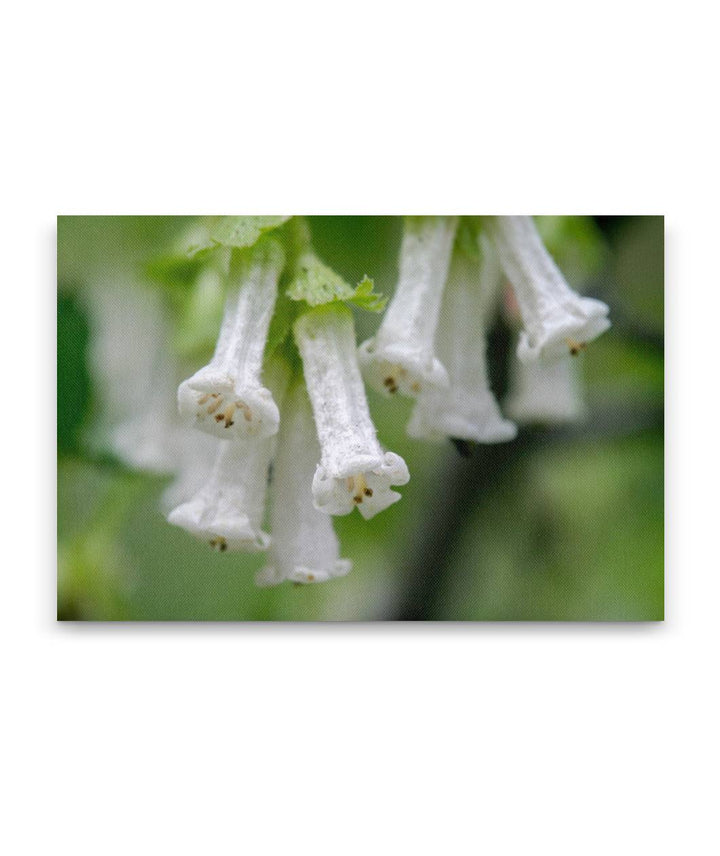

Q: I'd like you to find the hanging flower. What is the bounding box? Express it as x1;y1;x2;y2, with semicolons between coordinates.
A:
408;232;517;444
177;237;285;439
504;351;588;425
85;277;179;473
166;435;273;551
257;381;352;586
167;359;290;551
294;304;410;519
485;216;610;362
358;216;458;397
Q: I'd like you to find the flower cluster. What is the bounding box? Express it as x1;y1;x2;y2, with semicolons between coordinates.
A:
162;218;410;585
88;216;610;587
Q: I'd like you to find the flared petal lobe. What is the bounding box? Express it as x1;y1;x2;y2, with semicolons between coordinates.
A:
408;234;517;444
257;382;352;586
177;238;285;439
486;216;610;362
294;304;409;519
358;216;458;397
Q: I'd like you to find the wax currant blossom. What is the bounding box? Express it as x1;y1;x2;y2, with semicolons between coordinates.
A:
485;216;611;362
358;216;458;397
256;381;352;586
167;360;290;552
177;237;285;439
294;304;410;519
504;352;588;425
408;234;517;444
85;277;179;473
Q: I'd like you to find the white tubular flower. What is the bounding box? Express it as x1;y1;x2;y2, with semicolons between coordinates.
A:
167;435;273;551
504;352;588;425
294;305;410;520
358;216;458;397
167;359;291;551
256;382;352;586
486;216;610;362
407;235;517;444
86;278;178;473
177;237;285;439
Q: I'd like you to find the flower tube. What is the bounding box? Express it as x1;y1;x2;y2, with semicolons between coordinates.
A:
504;351;588;425
256;381;352;586
408;235;517;444
294;304;409;519
168;359;290;551
177;237;285;439
358;216;458;397
485;216;610;362
166;436;273;551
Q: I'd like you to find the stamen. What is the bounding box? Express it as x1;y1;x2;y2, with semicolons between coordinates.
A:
566;338;587;356
197;393;210;406
237;401;253;422
352;474;369;503
206;394;223;414
364;488;373;497
222;403;237;428
209;537;228;552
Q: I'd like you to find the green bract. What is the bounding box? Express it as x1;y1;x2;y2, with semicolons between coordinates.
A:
286;250;385;311
187;216;291;256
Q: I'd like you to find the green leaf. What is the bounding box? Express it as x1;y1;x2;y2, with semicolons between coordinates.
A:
286;251;385;311
207;216;291;251
346;275;387;311
170;216;292;257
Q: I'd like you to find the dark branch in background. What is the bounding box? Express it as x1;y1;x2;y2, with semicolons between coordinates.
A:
392;406;663;621
391;312;663;621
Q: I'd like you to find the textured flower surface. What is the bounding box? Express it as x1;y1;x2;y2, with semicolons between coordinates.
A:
257;382;352;586
408;234;517;444
486;216;610;362
504;352;587;425
167;359;290;551
167;435;274;551
177;238;285;439
358;216;458;397
294;304;409;519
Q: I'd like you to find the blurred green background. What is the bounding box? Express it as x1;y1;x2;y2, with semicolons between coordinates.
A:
57;216;663;621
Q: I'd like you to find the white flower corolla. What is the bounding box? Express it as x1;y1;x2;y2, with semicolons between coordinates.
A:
504;352;588;425
167;359;291;551
167;436;273;551
358;216;458;397
160;428;221;515
177;237;285;439
85;277;178;473
486;216;610;362
294;305;410;519
407;235;518;444
256;382;352;586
